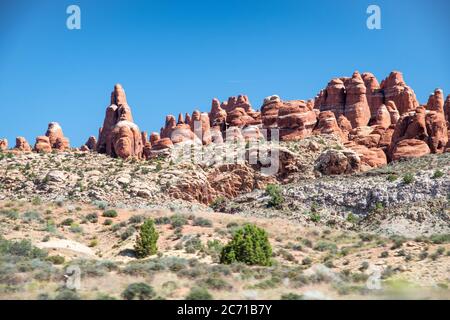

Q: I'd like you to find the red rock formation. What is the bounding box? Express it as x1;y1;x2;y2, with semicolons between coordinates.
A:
391;139;431;161
346;143;387;170
150;132;160;146
14;137;32;152
185;113;192;125
34;136;52;153
261;95;282;128
152;137;173;150
0;139;8;151
426;89;444;113
110;121;143;158
54;137;70;151
385;100;400;125
373;104;391;129
362;72;384;120
380;71;419;115
344;71;371;128
85;136;97;150
190;110;212;145
313;111;346;140
224;126;244;143
97;84;143;159
337;115;352;136
425;110;448;153
317;78;346;117
209;98;227;128
45;122;69;150
389;107;429;160
445;95;450;124
277;100;317;141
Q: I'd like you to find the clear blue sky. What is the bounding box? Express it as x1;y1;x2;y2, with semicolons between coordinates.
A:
0;0;449;147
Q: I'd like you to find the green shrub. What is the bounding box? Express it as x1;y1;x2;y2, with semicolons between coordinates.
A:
387;174;398;182
46;255;65;265
55;288;81;300
69;223;83;233
184;236;203;253
432;170;444;179
122;283;155;300
220;224;272;266
170;214;188;228
31;196;42;206
103;209;118;218
185;287;212;300
281;293;304;300
85;213;98;223
0;237;47;259
134;219;159;258
266;184;284;208
301;257;312;265
380;251;389;258
60;218;74;226
22;211;41;222
1;209;19;220
310;212;321;223
429;234;450;244
200;276;232;290
402;173;414;184
346;213;358;224
210;196;226;210
154;216;171;225
128;215;145;224
120;226;136;240
313;241;337;253
192;217;213;227
103;219;113;226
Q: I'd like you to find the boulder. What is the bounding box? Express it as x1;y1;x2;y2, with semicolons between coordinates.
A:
315;148;361;175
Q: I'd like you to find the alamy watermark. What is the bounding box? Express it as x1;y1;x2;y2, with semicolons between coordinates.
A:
66;5;81;30
367;5;381;30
